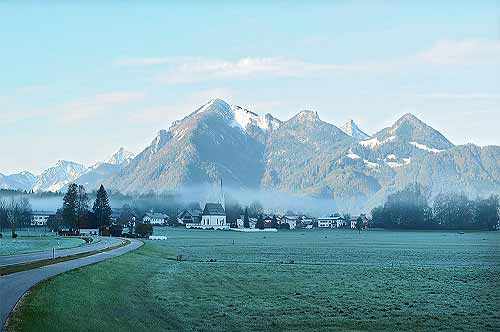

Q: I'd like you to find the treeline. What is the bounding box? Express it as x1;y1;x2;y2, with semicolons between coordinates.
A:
48;184;112;231
371;184;499;230
0;197;32;236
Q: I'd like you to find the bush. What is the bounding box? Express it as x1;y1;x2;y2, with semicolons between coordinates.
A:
109;224;123;237
135;223;153;238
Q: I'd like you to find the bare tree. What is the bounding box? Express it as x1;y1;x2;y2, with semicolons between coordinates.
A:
6;197;32;238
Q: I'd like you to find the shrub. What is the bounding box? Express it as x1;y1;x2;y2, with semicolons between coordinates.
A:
135;223;153;238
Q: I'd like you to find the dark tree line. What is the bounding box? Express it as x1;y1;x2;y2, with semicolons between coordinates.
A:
48;184;112;231
371;184;499;230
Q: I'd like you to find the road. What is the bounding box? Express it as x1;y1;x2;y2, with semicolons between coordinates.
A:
0;237;123;267
0;238;143;331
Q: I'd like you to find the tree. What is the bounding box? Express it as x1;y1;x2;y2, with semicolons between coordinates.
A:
76;185;89;229
475;195;499;231
248;201;264;218
62;183;78;231
355;217;363;234
6;197;31;237
118;204;135;226
271;215;279;229
0;198;8;232
255;214;265;230
243;207;250;228
47;209;63;232
93;185;112;227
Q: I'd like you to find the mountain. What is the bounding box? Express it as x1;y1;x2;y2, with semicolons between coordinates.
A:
108;99;269;193
3;98;499;213
106;147;135;165
340;120;370;140
0;171;38;191
67;148;136;191
32;160;87;192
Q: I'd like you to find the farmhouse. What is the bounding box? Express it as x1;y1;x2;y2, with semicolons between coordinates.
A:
280;215;298;229
142;212;169;226
350;214;369;229
318;214;346;228
177;209;202;225
30;211;55;227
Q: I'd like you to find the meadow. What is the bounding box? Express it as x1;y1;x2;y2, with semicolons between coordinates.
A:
7;228;500;332
0;230;85;256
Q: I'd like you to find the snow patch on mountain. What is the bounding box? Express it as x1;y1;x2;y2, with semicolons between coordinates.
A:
107;148;135;165
410;142;444;153
359;136;397;148
341;120;370;140
346;149;361;159
386;158;411;168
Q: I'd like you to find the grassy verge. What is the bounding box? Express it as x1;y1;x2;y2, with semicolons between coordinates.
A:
0;239;130;276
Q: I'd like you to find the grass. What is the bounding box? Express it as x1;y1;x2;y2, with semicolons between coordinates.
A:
0;239;130;276
0;231;85;256
6;229;500;332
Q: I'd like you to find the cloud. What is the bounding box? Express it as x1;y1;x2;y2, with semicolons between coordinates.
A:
113;39;500;84
412;92;500;100
60;91;147;124
115;56;383;84
413;39;500;65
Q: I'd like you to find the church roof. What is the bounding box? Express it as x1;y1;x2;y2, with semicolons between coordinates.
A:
202;203;225;216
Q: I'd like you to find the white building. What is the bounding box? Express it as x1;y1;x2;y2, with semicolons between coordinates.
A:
142;213;169;225
280;216;298;229
30;211;54;227
187;203;228;230
318;215;346;228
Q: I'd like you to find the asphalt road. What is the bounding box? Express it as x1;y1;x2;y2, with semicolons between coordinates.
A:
0;237;123;267
0;238;143;331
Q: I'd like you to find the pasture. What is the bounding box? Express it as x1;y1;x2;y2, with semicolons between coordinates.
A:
6;228;500;332
0;230;85;256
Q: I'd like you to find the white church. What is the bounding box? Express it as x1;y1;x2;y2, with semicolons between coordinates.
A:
185;179;228;230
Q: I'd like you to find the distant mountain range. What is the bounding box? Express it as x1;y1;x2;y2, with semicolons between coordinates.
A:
2;98;500;211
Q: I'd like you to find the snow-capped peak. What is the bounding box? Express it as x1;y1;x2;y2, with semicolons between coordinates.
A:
230;104;281;132
341;119;370;140
33;160;87;192
106;147;135;165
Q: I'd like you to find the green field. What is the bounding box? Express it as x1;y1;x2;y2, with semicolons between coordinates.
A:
7;229;500;332
0;231;85;256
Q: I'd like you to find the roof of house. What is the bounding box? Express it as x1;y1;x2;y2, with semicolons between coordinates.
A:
202;203;225;216
177;209;202;218
144;212;169;219
31;211;56;216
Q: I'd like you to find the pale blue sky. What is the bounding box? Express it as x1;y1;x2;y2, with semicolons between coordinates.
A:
0;1;499;174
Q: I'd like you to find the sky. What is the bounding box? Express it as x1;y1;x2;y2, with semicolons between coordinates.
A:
0;1;499;174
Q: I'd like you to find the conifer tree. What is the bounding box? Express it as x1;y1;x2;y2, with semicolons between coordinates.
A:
62;183;78;231
93;185;112;227
256;214;265;230
243;207;250;228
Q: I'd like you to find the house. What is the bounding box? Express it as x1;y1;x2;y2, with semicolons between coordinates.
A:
177;209;202;225
350;214;369;229
280;215;298;229
235;216;258;229
187;203;228;230
30;211;55;227
318;214;346;228
142;212;169;226
263;215;274;227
